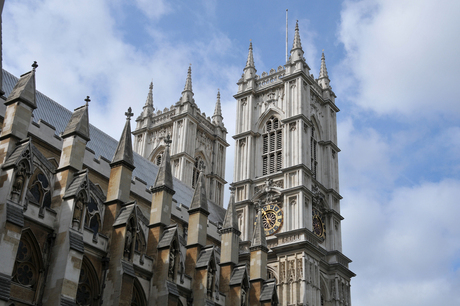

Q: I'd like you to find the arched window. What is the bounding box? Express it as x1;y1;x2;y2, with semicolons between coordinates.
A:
311;127;318;179
155;151;164;166
27;169;51;215
131;279;147;306
76;257;100;306
12;232;42;289
262;116;282;175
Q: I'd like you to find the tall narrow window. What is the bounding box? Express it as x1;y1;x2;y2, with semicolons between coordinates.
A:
262;116;282;176
311;127;318;179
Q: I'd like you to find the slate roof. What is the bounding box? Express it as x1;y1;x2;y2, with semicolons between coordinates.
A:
196;246;215;269
2;69;226;225
157;225;177;249
113;203;136;227
63;170;88;199
259;279;278;303
2;140;30;169
229;264;248;286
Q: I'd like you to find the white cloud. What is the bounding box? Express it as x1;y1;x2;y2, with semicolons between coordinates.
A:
338;0;460;117
342;179;460;306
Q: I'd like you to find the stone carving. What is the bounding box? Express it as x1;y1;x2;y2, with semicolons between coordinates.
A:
207;267;214;297
241;287;247;306
124;222;134;260
297;258;303;280
280;261;285;282
289;122;296;131
72;197;84;230
168;247;176;279
11;162;28;203
241;98;247;106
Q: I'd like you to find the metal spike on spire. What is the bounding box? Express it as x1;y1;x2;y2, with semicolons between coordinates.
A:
245;40;255;68
292;20;302;50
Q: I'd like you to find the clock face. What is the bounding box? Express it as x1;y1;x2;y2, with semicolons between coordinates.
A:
255;204;283;236
312;209;326;240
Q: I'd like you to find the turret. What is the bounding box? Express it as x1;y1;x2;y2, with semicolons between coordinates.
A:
180;65;194;105
146;134;175;257
290;20;304;63
243;41;256;82
219;188;241;305
318;51;330;90
0;62;37;164
142;81;155;117
212;89;224;127
185;164;210;305
249;203;268;305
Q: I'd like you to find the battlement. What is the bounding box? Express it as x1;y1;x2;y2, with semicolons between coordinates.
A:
256;66;285;89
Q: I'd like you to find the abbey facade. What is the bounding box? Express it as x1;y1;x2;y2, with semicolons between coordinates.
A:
0;0;354;304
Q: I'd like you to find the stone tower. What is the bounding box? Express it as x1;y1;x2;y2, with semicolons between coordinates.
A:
231;22;355;305
133;67;229;207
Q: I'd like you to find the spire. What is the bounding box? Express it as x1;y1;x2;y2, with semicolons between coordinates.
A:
142;82;155;117
189;164;209;215
111;107;135;170
319;50;330;90
180;65;194;104
245;41;255;68
5;61;38;109
145;82;154;108
222;188;239;231
292;20;302;50
319;51;329;79
62;96;90;142
152;134;174;194
212;89;223;126
251;203;267;250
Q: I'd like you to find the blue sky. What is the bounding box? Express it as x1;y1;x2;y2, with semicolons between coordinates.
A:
3;0;460;305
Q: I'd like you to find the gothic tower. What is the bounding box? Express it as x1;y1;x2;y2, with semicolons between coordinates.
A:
133;67;229;207
232;22;355;305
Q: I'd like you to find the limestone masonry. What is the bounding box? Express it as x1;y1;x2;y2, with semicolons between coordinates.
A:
0;1;354;304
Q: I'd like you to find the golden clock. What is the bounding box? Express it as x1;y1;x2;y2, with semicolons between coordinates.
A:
312;208;326;240
255;204;283;236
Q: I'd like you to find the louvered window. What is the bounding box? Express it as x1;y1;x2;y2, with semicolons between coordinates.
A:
262;116;282;175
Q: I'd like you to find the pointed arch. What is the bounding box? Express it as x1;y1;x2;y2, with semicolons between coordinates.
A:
76;256;100;306
131;278;147;306
310;114;322;141
255;107;284;131
148;145;165;165
12;229;44;290
319;274;330;305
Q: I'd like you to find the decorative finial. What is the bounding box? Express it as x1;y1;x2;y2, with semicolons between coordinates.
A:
229;186;235;193
322;49;324;52
32;61;38;71
125;107;134;120
164;134;172;147
84;96;90;106
149;81;153;90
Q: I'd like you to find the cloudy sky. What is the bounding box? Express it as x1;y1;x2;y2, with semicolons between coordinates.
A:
3;0;460;305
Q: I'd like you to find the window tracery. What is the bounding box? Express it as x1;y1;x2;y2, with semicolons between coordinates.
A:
27;168;51;215
262;116;282;175
76;257;99;306
155;151;164;166
131;279;147;306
